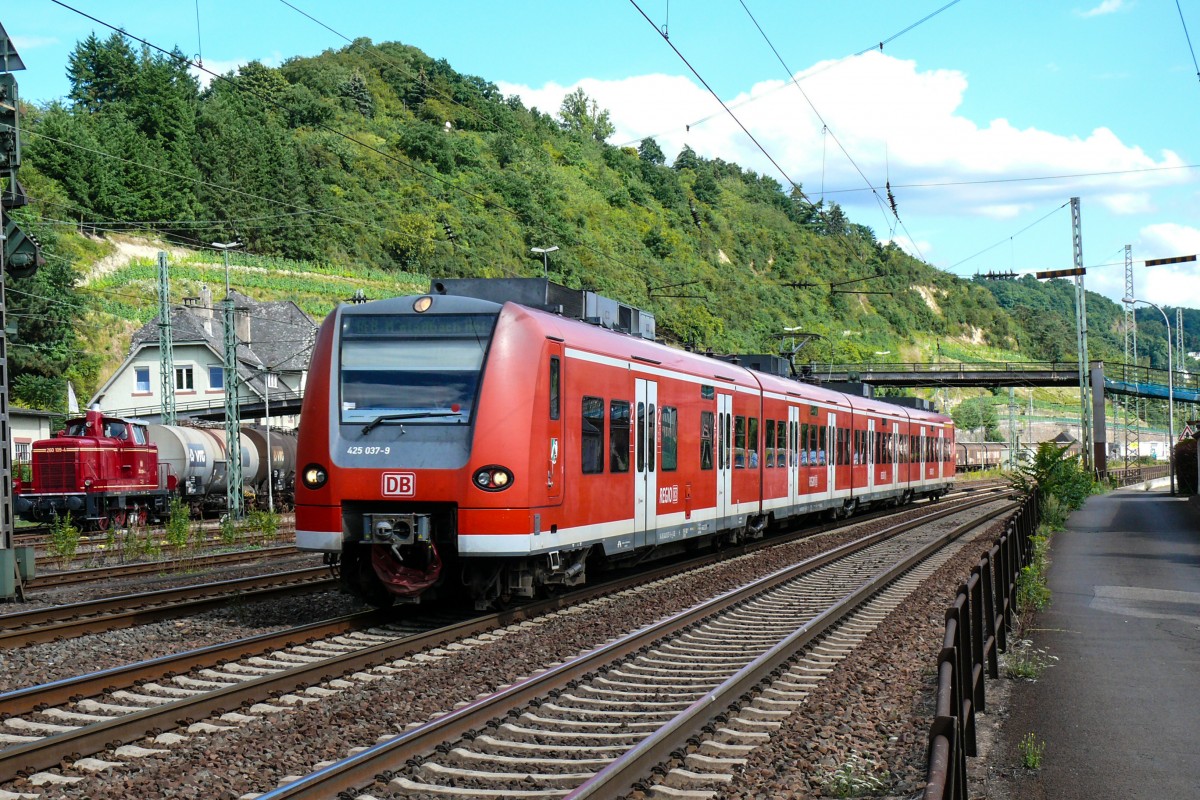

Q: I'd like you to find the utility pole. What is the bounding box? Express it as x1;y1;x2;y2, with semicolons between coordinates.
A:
157;252;176;425
1070;197;1093;472
223;293;242;521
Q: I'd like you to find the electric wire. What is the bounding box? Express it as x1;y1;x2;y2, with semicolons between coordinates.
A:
946;201;1069;271
1175;0;1200;87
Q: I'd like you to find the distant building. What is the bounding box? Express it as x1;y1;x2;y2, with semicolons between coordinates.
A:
89;286;317;425
9;407;57;468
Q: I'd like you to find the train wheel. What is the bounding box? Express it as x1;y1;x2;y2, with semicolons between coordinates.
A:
92;515;109;532
136;508;149;527
340;544;396;608
110;510;127;529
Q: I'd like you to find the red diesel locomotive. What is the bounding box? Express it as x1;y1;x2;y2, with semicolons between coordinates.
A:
295;281;956;608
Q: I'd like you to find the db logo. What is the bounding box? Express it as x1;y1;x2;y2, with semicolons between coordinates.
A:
382;472;415;497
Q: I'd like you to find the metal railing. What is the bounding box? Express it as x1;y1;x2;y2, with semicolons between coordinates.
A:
923;489;1040;800
1095;464;1169;485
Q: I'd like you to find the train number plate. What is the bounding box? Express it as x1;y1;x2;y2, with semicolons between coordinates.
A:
382;472;416;497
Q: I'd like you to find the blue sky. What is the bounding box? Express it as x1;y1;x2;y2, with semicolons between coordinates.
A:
4;0;1200;309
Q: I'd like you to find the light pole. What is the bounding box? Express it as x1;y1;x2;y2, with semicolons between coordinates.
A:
1124;296;1175;495
530;245;559;278
212;240;241;296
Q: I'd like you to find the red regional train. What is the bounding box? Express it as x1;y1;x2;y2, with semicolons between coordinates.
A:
295;280;956;608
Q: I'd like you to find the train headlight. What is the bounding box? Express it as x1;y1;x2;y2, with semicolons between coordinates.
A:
413;295;434;313
472;465;514;492
302;464;328;490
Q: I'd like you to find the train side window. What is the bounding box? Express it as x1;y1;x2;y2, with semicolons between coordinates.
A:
610;400;630;473
582;396;604;474
549;357;560;420
777;420;787;467
701;411;714;470
661;406;677;471
818;425;827;465
734;416;746;468
799;422;809;465
765;420;775;467
648;404;656;472
747;417;759;468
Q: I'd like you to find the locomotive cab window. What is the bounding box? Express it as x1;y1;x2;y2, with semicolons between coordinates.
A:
339;313;496;426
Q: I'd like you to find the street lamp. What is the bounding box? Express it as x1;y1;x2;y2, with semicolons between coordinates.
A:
212;240;242;296
530;245;559;278
1124;296;1175;495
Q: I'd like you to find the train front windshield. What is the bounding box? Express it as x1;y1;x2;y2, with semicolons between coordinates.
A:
339;313;496;426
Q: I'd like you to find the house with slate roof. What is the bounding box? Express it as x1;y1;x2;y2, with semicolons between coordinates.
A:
89;286;317;425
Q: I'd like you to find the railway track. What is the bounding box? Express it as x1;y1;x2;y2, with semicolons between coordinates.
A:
0;493;1014;795
0;566;335;648
22;544;313;590
255;497;1016;799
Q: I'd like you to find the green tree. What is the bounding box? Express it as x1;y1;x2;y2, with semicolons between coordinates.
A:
952;397;999;441
557;88;615;142
638;137;665;166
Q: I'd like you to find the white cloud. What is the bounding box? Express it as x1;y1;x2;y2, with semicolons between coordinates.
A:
1078;1;1128;19
1134;224;1200;306
11;35;58;50
499;51;1186;224
189;53;284;89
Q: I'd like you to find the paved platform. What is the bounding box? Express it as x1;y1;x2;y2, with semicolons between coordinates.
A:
1002;485;1200;799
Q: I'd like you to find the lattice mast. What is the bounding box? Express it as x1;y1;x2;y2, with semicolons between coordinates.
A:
223;295;242;520
1123;245;1139;467
157;252;176;425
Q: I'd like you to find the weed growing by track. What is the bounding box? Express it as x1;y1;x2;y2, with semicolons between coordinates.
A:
821;751;891;797
49;513;81;569
1004;639;1057;679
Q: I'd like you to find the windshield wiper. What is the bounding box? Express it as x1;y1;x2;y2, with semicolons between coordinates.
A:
361;410;463;435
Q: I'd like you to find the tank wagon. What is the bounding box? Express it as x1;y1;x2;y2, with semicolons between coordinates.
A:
295;279;957;609
14;408;297;528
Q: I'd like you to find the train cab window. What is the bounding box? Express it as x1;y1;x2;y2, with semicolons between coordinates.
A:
549;357;560;420
131;426;147;445
700;411;714;470
765;420;776;467
734;416;747;468
582;396;604;474
104;422;128;440
747;417;759;468
339;313;496;425
610;400;630;473
661;407;678;471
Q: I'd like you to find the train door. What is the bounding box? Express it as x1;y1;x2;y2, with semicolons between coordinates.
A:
826;412;837;496
919;426;928;481
547;345;564;504
633;378;658;543
787;405;799;509
717;393;733;521
867;418;876;492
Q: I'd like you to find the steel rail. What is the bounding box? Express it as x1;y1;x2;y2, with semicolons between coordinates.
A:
253;497;1010;800
0;567;334;648
24;545;307;589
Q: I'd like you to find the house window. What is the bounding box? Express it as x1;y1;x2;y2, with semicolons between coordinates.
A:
135;366;151;393
175;366;194;391
209;366;224;391
14;441;30;462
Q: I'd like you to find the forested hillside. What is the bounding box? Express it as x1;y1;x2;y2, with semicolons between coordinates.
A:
4;33;1184;411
